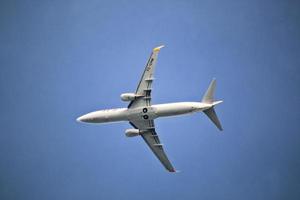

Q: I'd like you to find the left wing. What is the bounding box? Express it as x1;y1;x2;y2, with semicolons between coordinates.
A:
129;119;176;172
128;45;164;109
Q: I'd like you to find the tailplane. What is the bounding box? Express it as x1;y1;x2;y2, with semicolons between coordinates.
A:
203;107;223;131
201;79;223;131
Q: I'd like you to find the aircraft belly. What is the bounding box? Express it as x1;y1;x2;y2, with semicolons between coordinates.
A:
153;103;195;117
127;106;157;121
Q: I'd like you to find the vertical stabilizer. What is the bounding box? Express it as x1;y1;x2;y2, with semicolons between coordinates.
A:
202;78;216;103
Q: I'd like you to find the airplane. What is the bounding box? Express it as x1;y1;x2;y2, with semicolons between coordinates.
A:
77;45;223;172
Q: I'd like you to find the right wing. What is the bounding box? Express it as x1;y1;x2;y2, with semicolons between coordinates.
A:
129;120;176;172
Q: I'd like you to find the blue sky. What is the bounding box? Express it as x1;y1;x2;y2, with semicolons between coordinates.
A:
0;0;299;199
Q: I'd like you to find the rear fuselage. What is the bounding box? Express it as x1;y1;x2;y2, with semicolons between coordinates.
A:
77;102;211;124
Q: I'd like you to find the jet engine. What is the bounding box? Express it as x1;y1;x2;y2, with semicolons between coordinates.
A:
125;129;140;137
120;93;138;101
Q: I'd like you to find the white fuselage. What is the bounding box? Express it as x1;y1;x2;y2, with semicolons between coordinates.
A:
77;102;212;124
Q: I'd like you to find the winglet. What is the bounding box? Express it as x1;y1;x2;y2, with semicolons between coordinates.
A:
169;169;180;173
153;45;165;52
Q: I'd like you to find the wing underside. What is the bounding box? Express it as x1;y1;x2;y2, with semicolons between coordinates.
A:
128;45;164;109
130;121;176;172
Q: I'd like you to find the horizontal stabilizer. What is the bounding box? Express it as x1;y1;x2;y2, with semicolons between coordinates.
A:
203;107;223;131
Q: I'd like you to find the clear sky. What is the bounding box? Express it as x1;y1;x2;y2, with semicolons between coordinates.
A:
0;0;299;199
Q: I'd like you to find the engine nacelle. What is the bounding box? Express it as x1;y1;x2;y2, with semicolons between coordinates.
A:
120;93;137;101
125;129;140;137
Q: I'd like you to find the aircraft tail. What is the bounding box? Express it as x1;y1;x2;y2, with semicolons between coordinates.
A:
201;79;223;131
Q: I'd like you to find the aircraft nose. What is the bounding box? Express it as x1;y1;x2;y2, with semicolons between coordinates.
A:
76;116;84;122
76;112;98;123
76;115;89;122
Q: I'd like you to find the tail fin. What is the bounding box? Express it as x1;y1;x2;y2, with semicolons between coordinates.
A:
202;79;223;131
202;78;216;103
